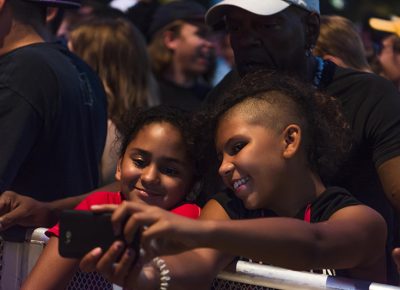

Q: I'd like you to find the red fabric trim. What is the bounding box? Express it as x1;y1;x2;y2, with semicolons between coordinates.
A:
304;203;311;223
46;192;201;237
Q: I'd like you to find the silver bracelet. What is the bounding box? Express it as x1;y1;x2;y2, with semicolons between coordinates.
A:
153;257;171;290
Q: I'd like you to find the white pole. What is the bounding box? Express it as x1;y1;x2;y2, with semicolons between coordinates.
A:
231;261;400;290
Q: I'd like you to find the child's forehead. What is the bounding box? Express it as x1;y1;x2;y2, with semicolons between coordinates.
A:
140;121;180;133
220;99;273;124
131;123;188;151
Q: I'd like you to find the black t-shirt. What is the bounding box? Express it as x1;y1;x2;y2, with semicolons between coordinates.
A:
158;77;210;111
324;67;400;219
212;187;361;278
0;42;107;201
212;186;359;221
323;66;400;284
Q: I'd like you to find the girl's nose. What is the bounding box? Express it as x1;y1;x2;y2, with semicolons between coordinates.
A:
141;164;160;185
218;159;234;177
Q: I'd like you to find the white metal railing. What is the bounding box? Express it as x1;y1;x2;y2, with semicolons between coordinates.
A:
0;227;399;290
217;261;400;290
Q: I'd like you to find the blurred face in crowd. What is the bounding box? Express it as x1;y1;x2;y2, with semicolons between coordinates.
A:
171;22;214;77
378;35;400;86
224;6;316;77
116;122;194;210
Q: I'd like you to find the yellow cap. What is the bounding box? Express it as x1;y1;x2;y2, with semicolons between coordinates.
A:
369;16;400;37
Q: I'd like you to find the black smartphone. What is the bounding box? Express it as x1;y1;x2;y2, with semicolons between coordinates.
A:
58;210;141;260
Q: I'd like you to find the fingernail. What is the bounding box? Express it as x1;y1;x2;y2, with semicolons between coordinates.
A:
113;241;123;251
91;247;102;257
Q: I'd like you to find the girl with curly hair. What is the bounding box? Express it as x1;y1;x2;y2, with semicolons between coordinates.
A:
21;106;201;290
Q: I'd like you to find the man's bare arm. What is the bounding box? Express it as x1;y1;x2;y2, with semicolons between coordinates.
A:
0;181;119;230
378;156;400;214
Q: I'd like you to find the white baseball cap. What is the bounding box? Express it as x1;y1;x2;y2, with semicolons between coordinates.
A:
206;0;320;27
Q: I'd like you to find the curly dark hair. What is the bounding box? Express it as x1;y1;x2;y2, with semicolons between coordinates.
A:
117;105;203;201
117;105;195;162
201;71;352;182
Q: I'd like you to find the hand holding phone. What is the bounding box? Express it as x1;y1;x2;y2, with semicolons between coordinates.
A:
58;210;140;260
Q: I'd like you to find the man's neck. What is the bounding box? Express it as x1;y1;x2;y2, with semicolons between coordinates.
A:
0;21;45;56
164;65;196;88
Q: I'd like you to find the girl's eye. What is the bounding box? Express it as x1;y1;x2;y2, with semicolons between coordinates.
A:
231;142;246;155
133;159;146;168
160;166;179;176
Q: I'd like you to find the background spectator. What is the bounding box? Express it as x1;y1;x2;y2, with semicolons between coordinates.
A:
68;17;160;184
147;0;215;111
0;0;107;228
56;0;125;39
369;16;400;90
314;15;371;72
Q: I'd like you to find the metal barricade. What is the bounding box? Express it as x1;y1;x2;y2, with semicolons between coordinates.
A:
0;227;399;290
0;227;117;290
214;261;400;290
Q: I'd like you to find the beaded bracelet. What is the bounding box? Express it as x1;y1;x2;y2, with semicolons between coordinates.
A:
153;257;171;290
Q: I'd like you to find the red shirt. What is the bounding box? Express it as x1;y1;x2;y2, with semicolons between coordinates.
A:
47;191;201;237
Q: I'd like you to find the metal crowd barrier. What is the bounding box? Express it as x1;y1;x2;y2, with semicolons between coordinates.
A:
215;262;400;290
0;227;399;290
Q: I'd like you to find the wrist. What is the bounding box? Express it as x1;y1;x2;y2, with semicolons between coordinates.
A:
198;220;217;248
126;262;159;290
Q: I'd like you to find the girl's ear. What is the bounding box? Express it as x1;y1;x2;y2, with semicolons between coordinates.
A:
115;158;123;181
282;124;301;159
